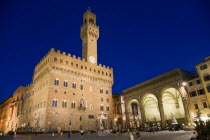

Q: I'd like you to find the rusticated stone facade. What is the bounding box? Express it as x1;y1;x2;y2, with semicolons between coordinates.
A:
0;10;114;133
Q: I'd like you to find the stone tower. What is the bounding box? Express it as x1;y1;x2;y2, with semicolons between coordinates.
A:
81;9;99;64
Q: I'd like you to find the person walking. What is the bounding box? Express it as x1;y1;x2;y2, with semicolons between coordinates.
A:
67;131;71;139
129;131;134;140
136;131;140;140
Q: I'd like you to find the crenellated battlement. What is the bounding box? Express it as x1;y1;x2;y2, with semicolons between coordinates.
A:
49;48;112;70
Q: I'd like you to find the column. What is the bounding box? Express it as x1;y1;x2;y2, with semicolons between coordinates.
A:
158;100;166;128
182;98;191;124
139;104;146;128
125;108;130;129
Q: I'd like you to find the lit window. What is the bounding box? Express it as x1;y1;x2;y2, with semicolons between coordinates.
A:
72;83;76;89
62;101;67;108
64;81;68;87
52;100;58;107
54;79;59;85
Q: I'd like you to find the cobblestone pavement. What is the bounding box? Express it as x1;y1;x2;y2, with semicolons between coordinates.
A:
0;131;195;140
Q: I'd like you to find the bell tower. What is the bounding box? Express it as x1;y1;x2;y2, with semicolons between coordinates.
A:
80;9;99;64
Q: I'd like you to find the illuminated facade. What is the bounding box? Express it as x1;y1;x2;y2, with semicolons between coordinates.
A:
123;56;210;128
0;10;114;133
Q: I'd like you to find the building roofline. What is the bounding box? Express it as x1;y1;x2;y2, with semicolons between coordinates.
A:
123;68;190;94
0;96;13;105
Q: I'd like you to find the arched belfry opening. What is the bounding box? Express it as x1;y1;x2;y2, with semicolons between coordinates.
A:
142;94;161;125
161;88;186;124
126;99;141;128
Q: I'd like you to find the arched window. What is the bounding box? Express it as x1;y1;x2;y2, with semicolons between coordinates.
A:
52;100;58;107
100;88;103;94
54;58;57;62
62;101;67;108
80;85;83;90
106;89;109;94
106;106;110;111
107;98;109;102
100;105;104;111
64;81;68;87
72;83;76;89
81;65;83;69
71;102;76;108
80;99;85;108
60;59;63;63
54;79;59;85
76;64;78;68
65;61;68;65
71;63;73;66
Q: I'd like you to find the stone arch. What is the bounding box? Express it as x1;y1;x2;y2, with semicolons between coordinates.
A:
126;99;141;128
142;93;161;123
160;87;185;124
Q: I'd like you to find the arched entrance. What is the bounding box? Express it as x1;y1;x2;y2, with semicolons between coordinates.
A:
126;99;141;128
161;88;186;125
142;94;161;126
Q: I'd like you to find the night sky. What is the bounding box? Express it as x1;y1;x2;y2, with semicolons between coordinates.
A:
0;0;210;103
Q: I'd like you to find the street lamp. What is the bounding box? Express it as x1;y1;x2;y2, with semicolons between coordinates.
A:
182;82;187;86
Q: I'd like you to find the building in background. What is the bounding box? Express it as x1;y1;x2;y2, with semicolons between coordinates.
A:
187;56;210;122
122;56;210;129
0;97;13;133
112;94;126;129
0;9;114;133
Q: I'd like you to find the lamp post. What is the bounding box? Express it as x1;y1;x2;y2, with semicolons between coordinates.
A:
182;81;191;125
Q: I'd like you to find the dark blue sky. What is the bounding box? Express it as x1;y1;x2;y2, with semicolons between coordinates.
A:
0;0;210;102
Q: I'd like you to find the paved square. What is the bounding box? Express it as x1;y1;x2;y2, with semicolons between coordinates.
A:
0;131;195;140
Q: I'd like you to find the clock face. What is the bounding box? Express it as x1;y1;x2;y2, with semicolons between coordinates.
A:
89;56;96;64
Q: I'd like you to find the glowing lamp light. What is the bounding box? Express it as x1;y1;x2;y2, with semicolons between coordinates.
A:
182;82;187;86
